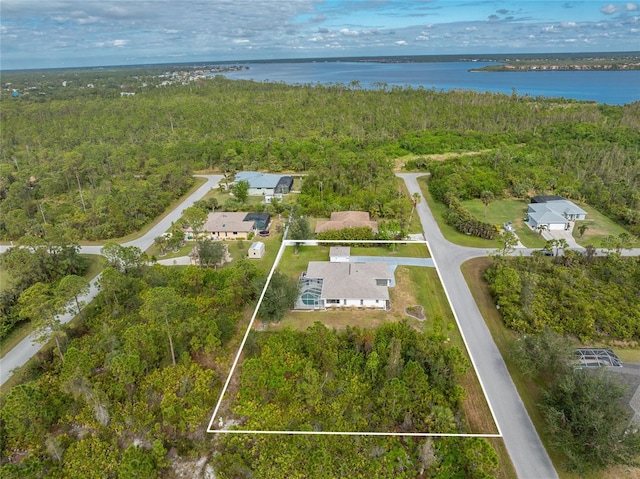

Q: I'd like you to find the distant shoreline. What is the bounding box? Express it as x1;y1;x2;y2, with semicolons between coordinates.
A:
470;61;640;72
3;51;639;73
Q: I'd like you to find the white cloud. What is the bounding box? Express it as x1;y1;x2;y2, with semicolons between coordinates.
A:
95;39;128;48
1;0;638;69
601;4;620;14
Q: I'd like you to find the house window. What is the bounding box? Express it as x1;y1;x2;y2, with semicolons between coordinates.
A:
375;300;379;304
376;279;388;286
326;299;340;304
233;232;237;235
360;299;364;306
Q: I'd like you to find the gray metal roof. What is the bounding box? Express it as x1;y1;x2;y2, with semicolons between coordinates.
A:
235;171;286;189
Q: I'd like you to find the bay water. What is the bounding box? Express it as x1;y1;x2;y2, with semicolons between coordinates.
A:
220;61;639;105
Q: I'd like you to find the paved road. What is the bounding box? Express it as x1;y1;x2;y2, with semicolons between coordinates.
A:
397;173;558;479
0;274;102;385
0;175;223;386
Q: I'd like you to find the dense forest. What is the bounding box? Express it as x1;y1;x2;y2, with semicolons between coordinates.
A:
510;331;640;472
0;260;259;478
0;261;500;478
213;324;501;479
2;67;639;477
0;235;87;341
231;322;469;433
484;253;640;342
2;72;639;241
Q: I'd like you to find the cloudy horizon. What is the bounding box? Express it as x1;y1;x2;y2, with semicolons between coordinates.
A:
1;0;639;70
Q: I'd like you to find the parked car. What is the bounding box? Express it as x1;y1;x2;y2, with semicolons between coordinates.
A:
539;249;553;256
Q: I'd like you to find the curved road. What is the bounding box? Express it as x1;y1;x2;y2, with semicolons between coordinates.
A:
397;173;558;479
0;175;223;385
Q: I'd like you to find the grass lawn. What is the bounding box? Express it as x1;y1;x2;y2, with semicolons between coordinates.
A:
276;244;331;279
572;203;640;248
147;241;195;260
417;177;498;248
461;257;640;479
461;198;547;248
350;242;430;258
200;185;299;212
242;229;285;276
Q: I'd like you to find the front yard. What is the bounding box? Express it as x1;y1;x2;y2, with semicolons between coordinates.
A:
461;198;547;248
571;203;640;247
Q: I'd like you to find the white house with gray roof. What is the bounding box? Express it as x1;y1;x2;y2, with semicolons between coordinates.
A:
527;199;587;231
297;261;393;310
233;171;293;196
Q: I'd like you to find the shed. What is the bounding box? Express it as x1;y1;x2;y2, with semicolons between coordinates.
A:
248;242;266;259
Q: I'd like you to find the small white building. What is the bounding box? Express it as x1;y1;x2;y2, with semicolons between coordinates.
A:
330;246;351;263
248;241;266;259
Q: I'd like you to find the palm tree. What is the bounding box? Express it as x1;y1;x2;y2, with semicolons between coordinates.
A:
409;192;422;223
577;224;589;238
535;224;549;235
480;190;494;217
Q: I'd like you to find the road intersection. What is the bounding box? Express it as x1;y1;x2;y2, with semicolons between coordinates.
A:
5;171;637;478
397;173;558;479
0;175;223;385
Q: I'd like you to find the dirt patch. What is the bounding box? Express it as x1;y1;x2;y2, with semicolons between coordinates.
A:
394;150;492;171
405;305;425;320
390;267;417;311
596;465;640;479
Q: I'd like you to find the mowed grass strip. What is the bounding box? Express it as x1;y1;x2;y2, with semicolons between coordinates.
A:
571;202;640;247
417;177;496;248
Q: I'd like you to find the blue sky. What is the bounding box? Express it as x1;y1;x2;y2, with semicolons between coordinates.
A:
1;1;639;70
